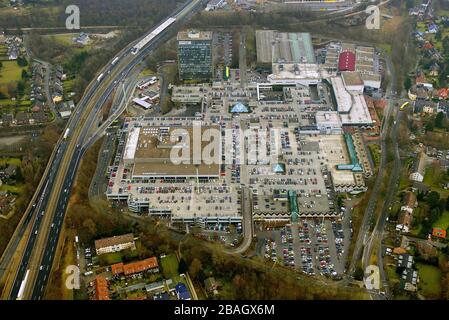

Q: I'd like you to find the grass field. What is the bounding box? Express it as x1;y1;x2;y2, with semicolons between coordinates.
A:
99;252;122;265
0;60;25;88
368;144;381;168
160;254;179;279
0;184;24;194
416;263;442;299
0;157;21;167
139;68;156;77
43;34;93;52
423;165;449;198
433;211;449;231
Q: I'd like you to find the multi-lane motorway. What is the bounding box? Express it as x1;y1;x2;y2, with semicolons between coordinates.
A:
0;0;206;300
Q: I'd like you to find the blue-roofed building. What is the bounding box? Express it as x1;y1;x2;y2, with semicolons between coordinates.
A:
428;23;438;34
230;102;249;113
175;282;191;300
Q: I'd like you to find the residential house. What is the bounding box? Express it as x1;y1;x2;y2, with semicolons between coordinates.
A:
175;282;191;300
428;23;439;33
0;164;17;180
73;32;90;46
111;256;159;278
204;277;220;295
400;268;419;292
59;104;72;118
413;98;433;113
409;151;427;182
429;63;439;77
153;292;170;300
52;92;63;104
31;112;47;124
432;227;447;239
437;100;449;117
396;210;413;233
93;276;110;300
397;253;414;269
94;233;136;255
408;85;430;101
1;114;14;126
15;112;29;125
400;192;418;214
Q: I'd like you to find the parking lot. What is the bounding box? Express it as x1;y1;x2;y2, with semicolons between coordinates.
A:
257;215;351;278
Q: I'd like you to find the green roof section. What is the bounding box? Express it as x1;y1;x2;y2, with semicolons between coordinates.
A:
288;32;315;64
336;133;363;172
289;190;298;222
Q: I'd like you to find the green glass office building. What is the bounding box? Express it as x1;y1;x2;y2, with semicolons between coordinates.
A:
177;30;213;81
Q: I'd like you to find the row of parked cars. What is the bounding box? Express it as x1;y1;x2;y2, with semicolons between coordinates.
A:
84;247;94;275
314;223;337;278
298;222;315;275
331;220;345;256
281;225;295;267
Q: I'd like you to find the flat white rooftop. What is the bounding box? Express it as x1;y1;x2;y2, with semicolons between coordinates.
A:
124;127;140;161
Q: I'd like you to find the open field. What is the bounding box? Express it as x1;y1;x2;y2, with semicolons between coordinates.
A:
433;211;449;231
0;60;25;89
98;252;122;266
423;165;449;198
0;184;23;194
160;254;179;279
0;157;21;167
416;263;442;299
42;34;93;52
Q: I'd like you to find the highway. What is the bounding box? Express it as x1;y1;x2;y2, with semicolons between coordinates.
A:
347;47;397;288
1;0;207;300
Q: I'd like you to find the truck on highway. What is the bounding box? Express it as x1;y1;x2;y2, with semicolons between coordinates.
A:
131;17;176;55
97;73;105;82
63;128;70;140
16;269;30;300
111;56;120;65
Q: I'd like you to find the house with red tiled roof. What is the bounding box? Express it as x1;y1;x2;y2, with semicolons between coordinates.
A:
111;262;124;276
94;276;110;300
110;257;159;278
422;41;434;50
437;88;449;100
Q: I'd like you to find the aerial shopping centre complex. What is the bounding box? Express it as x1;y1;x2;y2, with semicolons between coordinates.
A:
106;30;382;227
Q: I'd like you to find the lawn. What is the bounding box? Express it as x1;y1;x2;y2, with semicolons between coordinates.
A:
43;34;94;52
416;263;442;299
160;254;179;279
433;211;449;231
0;184;24;194
139;68;156;77
0;60;26;88
368;144;381;168
423;165;449;198
99;252;122;266
0;157;21;167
